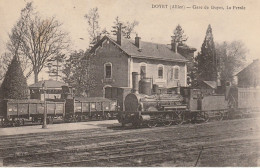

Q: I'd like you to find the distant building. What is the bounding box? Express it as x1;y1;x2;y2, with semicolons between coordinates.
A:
236;59;260;88
29;80;72;100
87;27;196;97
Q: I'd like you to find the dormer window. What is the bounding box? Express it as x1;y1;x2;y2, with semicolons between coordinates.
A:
104;62;112;79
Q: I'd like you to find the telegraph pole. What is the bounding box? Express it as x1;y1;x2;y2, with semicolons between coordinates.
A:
42;82;47;129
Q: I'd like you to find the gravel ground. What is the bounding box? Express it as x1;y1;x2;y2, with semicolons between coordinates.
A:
0;117;259;167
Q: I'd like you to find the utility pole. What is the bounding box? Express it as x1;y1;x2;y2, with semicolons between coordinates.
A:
42;81;47;129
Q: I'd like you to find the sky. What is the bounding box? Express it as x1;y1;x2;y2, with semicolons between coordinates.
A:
0;0;259;84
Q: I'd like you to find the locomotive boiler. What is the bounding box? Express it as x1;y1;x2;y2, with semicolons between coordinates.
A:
118;72;188;127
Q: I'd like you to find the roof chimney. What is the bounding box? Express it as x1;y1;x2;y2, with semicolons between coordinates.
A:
117;23;122;45
96;34;101;42
171;36;178;53
135;34;141;50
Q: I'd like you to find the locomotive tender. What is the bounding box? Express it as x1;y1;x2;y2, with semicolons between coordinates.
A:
117;72;260;127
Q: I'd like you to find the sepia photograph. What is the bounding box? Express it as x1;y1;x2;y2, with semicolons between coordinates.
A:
0;0;259;167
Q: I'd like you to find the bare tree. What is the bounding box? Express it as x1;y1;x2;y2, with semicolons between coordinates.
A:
111;16;139;39
84;7;100;47
124;20;139;39
7;2;70;83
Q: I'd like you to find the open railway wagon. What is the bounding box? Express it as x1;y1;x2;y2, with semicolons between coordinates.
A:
64;97;118;122
0;99;65;127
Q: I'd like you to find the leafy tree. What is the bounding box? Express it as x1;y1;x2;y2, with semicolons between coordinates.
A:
216;41;248;82
0;56;29;99
7;2;70;83
111;16;139;39
197;24;218;81
62;50;96;97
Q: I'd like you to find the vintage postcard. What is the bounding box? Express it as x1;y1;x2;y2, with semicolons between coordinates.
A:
0;0;259;167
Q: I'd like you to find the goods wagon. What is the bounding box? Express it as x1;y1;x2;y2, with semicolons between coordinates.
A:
64;97;118;122
0;99;65;126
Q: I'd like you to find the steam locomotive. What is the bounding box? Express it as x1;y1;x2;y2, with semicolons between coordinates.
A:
116;72;260;127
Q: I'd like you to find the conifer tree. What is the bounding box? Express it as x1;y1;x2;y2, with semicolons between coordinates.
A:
0;56;29;99
173;24;188;46
197;24;218;81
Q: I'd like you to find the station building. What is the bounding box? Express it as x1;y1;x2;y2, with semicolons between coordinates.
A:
87;27;196;97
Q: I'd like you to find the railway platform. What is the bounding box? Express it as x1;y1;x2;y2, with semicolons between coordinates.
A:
0;120;119;136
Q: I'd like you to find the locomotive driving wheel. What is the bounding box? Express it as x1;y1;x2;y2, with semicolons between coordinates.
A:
163;114;172;126
147;116;158;128
147;120;157;128
174;111;184;125
203;112;210;122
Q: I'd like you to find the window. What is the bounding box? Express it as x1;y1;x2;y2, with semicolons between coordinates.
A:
104;62;112;79
158;65;163;79
140;63;147;79
173;66;180;80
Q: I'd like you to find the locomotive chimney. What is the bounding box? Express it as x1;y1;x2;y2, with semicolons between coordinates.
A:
132;72;139;94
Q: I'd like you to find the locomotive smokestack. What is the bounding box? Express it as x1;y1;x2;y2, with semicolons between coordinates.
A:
132;72;139;94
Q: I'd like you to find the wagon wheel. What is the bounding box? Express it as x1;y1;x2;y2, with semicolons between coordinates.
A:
163;114;172;126
102;113;110;120
132;121;141;128
147;120;157;128
76;115;82;122
203;112;209;123
81;115;88;121
215;111;223;121
14;120;20;127
21;119;25;126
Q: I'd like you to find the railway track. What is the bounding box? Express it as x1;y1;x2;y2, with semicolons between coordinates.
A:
1;118;259;166
0;121;254;158
0;117;253;147
1;128;258;166
4;137;259;167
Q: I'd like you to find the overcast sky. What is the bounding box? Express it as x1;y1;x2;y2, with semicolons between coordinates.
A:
0;0;259;84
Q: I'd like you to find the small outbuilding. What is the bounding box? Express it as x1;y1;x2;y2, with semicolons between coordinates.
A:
236;59;260;88
28;80;73;100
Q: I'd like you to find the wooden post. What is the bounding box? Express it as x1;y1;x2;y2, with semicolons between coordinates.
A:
42;82;47;129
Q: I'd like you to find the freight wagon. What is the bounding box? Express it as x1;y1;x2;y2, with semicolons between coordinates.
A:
64;97;118;122
0;99;65;127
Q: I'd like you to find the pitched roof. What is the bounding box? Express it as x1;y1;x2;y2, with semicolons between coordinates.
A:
29;80;69;88
203;81;217;89
236;59;260;76
90;36;188;62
